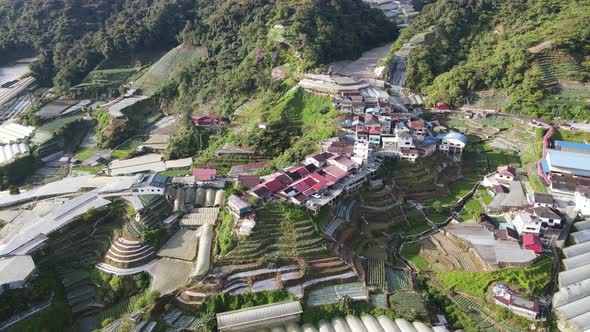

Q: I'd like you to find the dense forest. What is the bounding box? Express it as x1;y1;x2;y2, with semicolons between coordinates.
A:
0;0;396;101
389;0;590;119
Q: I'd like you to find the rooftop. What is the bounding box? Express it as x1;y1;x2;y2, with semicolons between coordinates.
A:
0;255;35;285
217;301;302;331
546;149;590;173
555;140;590;152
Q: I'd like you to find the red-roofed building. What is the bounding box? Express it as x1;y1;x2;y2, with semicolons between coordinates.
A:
237;175;260;189
356;125;369;144
192;114;229;127
435;101;451;110
327;155;356;171
192;168;217;181
264;178;285;193
409;120;427;138
523;233;543;254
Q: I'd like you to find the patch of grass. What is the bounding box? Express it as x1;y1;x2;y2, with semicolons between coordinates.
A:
459;198;483;221
436;259;553;299
400;243;428;270
426;211;450;224
72;165;104;174
159;169;190;176
404;224;432;236
74;147;98;161
528;173;548;194
478;188;493;205
111;138;143;159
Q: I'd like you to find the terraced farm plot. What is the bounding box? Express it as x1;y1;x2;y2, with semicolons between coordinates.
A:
388;291;429;319
97;293;144;322
366;259;387;289
537;52;586;85
132;45;206;96
223;203;327;264
385;266;409;292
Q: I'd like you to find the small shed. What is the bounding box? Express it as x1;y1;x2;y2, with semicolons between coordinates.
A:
523;234;543;254
192;168;217;181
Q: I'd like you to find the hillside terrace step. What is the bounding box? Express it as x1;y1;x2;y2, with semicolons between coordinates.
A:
108;246;154;258
118;238;141;245
110;243;151;254
177;296;203;306
106;250;155;263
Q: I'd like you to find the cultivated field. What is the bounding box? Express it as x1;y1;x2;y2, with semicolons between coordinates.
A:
132;45;206;96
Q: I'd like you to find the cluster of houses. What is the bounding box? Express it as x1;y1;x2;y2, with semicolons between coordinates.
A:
482;165;567;247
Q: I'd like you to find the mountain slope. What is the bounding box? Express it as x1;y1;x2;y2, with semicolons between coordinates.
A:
386;0;590;119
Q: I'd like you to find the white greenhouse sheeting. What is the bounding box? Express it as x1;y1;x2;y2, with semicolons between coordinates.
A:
563;241;590;258
0;175;95;208
217;301;302;332
570;229;590;244
192;224;213;277
0;189;111;256
268;315;436;332
0;142;29;164
555;236;590;331
0;122;34;144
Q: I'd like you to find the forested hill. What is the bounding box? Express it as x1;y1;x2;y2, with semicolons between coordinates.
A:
0;0;397;96
388;0;590;119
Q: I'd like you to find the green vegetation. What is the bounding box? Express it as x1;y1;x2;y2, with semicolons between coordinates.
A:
436;259;553;299
132;46;205;96
224;201;327;263
110;138;144;159
301;298;398;326
74;147;98;161
400;243;428;270
388;291;430;321
391;0;590;119
459;198;484;222
217;211;236;256
5;269;72;332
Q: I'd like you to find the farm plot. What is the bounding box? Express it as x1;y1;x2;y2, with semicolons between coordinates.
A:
223;203;327;264
306;282;368;306
97;292;144;323
388;291;429;320
366;259;387;290
132;45;206;96
385;266;409;292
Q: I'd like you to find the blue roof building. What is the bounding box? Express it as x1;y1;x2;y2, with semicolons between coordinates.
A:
436;131;469;145
555;140;590;154
546;149;590;178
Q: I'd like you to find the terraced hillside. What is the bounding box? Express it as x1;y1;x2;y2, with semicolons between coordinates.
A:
223;203;327;264
537;52;586;87
132;45;206;96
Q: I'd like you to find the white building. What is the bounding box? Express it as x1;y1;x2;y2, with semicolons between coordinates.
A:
575;188;590;216
511;212;542;235
438;132;468;160
354;141;370;160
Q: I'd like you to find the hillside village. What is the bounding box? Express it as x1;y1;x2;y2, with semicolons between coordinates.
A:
0;0;589;332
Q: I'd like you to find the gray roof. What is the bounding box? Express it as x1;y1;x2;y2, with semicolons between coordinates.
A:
574;220;590;232
564;241;590;258
571;229;590;244
533;206;561;219
228;195;251;211
0;255;35;285
533;193;554;204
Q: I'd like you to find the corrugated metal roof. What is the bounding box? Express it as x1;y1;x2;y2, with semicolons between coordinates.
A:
546;149;590;172
556;140;590;152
